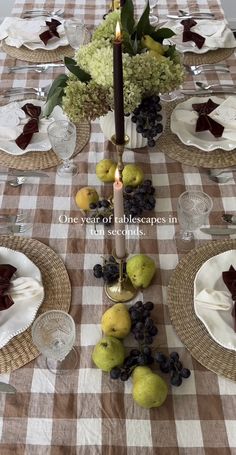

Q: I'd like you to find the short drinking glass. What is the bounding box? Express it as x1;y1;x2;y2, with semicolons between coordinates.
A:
64;19;90;49
48;120;77;177
32;310;78;373
175;190;213;252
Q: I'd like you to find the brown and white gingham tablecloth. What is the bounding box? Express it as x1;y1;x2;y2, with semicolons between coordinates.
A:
0;0;236;454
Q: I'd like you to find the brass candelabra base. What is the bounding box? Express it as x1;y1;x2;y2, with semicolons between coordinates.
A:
105;275;137;302
104;253;138;302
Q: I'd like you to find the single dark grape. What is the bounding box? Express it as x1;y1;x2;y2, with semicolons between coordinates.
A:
131;115;137;123
171;371;182;387
143;301;154;311
160;360;170;373
134;300;143;309
156;114;162;122
142;346;151;356
145;318;154;329
133;107;140;116
149;325;158;337
137;125;144;133
135;322;144;331
143;309;150;319
155;104;162;112
170;352;179;362
135;331;144;341
176;361;183;371
148;139;155;148
146;355;154;365
97;200;102;208
155;352;167;363
156;124;163;134
144;336;153;345
137;354;149;366
93;264;103;278
130;309;142;321
180;368;191;379
110;367;121;380
125;186;133;194
89;202;97;210
120;371;130;381
124;356;138;368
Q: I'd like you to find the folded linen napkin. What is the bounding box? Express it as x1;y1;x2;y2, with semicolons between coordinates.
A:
0;17;65;48
181;18;205;49
195;288;232;311
9;276;43;301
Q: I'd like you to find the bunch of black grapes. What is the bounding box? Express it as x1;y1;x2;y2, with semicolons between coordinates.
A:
93;255;125;284
155;351;191;387
131;95;163;148
124;179;156;218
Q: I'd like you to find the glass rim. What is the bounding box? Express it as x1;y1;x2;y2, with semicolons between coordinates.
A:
31;310;75;334
47;120;76;137
177;190;213;214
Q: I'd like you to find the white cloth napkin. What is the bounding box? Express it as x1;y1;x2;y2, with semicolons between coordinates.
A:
0;17;65;48
195;288;232;311
165;19;236;50
9;276;44;304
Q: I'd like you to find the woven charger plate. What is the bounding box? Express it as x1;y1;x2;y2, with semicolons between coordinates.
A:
0;236;71;373
158;100;236;168
168;240;236;381
183;47;235;65
2;40;74;63
0;121;90;170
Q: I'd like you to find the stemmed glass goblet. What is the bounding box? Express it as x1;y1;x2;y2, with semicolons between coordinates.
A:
48;120;77;177
32;310;78;374
175;190;213;252
64;19;90;50
149;0;159;25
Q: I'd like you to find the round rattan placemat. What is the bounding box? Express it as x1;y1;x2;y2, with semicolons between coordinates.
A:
2;40;74;63
0;120;90;170
0;235;71;373
183;47;235;66
168;239;236;381
158;100;236;168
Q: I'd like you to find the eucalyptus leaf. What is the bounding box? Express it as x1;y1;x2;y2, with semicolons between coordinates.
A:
46;74;68;101
44;86;65;118
121;0;135;35
64;56;91;82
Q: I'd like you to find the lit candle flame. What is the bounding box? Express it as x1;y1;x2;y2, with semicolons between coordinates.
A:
115;167;120;183
115;21;121;41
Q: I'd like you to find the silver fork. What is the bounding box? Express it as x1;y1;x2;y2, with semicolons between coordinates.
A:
0;213;27;223
0;224;33;234
196;81;236;91
184;64;230;75
0;86;50;99
179;9;214;17
22;9;64;18
8;64;64;74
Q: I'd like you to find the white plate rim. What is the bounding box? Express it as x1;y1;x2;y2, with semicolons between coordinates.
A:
0;246;44;349
170;95;236;151
194;249;236;351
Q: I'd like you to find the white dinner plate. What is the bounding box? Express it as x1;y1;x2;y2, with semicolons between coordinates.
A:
194;250;236;351
163;19;236;54
0;247;44;349
0;99;67;155
170;95;236;151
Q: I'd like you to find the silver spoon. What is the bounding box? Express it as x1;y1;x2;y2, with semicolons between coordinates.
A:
179;9;214;17
196;81;235;91
8;176;27;187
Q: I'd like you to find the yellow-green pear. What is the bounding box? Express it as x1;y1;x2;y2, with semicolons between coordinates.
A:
92;336;125;372
141;35;165;55
96;159;117;183
75;187;99;211
126;254;156;289
101;303;131;339
148;50;167;62
122;164;144;187
132;366;168;408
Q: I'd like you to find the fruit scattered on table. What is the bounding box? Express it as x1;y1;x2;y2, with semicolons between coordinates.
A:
131;95;163;148
75;187;99;211
155;350;191;387
126;254;156;289
93;256;125;284
96;159;117;183
124;179;156;217
132;366;168;408
122;164;144;187
92;336;125;372
101;303;131;339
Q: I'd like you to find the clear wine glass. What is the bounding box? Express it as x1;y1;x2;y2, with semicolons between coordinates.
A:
32;310;78;374
174;190;213;252
47;120;77;177
149;0;159;25
64;19;90;50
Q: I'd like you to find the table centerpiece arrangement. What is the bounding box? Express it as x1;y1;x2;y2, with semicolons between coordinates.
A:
45;0;185;149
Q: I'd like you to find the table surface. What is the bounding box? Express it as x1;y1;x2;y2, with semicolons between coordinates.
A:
0;0;236;454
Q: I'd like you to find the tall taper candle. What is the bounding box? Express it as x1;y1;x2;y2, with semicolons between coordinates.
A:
113;21;125;145
113;168;126;259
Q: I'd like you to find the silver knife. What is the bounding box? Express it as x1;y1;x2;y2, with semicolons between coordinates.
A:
166;14;215;20
181;89;236;95
0;382;16;394
200;227;236;235
0;171;49;178
8;63;64;71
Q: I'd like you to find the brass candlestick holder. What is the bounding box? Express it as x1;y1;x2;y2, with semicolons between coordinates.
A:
105;252;138;302
111;134;129;181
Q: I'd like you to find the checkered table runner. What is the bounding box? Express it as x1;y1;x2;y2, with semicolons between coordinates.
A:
0;0;236;453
